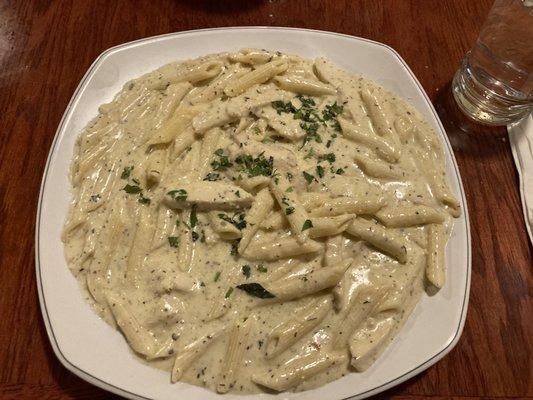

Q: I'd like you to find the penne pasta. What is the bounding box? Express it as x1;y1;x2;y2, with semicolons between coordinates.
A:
266;296;332;358
224;59;289;97
345;217;408;263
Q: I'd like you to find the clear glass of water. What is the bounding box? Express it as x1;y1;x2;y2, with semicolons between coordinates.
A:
452;0;533;125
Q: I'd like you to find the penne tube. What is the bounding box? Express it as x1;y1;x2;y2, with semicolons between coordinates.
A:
338;116;401;163
106;292;173;359
375;204;446;228
230;48;276;65
145;146;167;185
309;214;355;238
330;288;389;349
171;324;227;382
270;175;311;243
209;211;242;240
252;351;346;391
345;217;408;263
125;205;156;284
147;105;198;146
224;59;289;97
265;259;351;301
353;152;404;180
308;195;385;217
164;182;253;211
266;296;332;358
426;223;446;288
273;75;336;96
146;60;224;90
243;236;323;262
187;65;251;105
176;210;195;272
350;316;396;372
217;317;254;393
360;87;394;137
324;234;344;267
259;210;287;230
238;187;275;253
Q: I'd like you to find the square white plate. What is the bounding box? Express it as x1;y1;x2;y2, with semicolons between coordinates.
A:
36;27;471;400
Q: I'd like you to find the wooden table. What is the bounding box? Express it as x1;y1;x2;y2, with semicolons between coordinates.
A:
1;1;531;399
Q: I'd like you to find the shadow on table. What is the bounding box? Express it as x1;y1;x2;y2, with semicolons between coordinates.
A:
434;81;507;158
179;0;265;13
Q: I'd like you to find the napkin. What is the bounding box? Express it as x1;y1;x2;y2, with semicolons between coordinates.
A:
508;113;533;244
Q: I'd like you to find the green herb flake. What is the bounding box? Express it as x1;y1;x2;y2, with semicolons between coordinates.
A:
190;204;198;228
285;206;295;215
123;184;142;194
121;166;134;179
316;165;325;178
234;153;274;178
168;236;179;248
242;265;251;279
203;172;220;181
167;189;188;201
335;168;345;175
236;283;275;299
302;219;313;231
211;149;233;171
286;186;294;193
225;287;234;298
138;195;151;204
303;171;315;184
257;265;268;273
214;271;221;282
271;100;296;114
319;153;336;163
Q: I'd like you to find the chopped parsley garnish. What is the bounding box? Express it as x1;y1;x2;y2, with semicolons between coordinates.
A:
257;265;268;273
303;148;315;160
281;197;290;206
286;186;294;193
319;153;336;163
191;231;199;241
211;149;233;171
225;287;234;298
236;283;275;299
190;204;198;228
271;100;297;114
214;271;221;282
234;153;274;177
335;168;345;175
285;206;295;215
122;184;142;194
242;265;251;279
90;194;101;202
230;240;240;256
302;219;313;231
138;194;151;204
303;171;315;184
322;102;344;120
121;166;134;179
168;236;179;248
167;189;188;201
218;212;247;230
316;165;325;178
203;172;221;181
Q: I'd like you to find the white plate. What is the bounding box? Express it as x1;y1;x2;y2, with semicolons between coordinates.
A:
36;27;471;400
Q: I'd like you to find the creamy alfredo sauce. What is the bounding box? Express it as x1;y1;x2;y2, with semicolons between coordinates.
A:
63;49;460;394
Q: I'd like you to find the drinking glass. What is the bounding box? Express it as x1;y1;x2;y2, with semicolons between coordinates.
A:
452;0;533;125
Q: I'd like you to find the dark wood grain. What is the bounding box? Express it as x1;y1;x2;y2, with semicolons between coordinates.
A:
0;0;531;399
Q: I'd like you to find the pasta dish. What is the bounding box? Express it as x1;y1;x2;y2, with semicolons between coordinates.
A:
62;49;460;394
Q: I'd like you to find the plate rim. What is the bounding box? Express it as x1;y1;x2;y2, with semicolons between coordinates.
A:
35;26;472;400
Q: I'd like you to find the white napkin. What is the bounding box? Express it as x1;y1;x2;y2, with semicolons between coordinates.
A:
508;113;533;244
